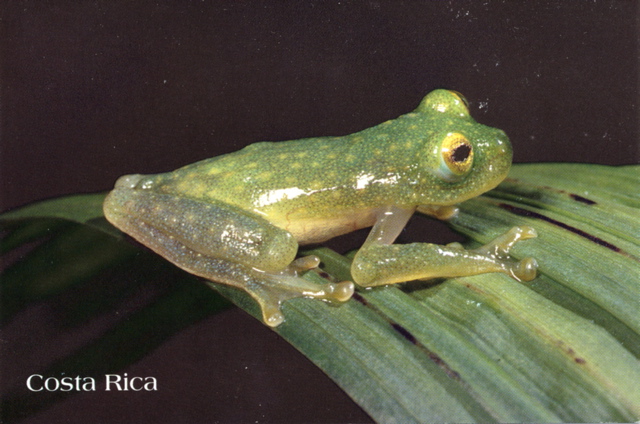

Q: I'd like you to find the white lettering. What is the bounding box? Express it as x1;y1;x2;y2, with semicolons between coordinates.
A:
129;376;143;391
59;376;74;392
82;377;97;391
26;374;43;392
26;375;97;392
104;373;157;391
43;377;60;392
104;374;122;391
144;377;157;391
28;374;154;392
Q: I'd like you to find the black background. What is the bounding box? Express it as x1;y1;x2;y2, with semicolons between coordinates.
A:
1;1;638;423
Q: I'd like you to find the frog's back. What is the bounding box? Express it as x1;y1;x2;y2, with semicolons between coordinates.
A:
152;136;354;211
146;111;437;223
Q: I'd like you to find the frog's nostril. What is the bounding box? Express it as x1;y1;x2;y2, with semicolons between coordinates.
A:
114;174;145;189
496;130;509;144
494;130;511;155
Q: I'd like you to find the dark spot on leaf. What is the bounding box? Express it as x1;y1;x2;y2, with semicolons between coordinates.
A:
391;322;417;344
429;352;445;366
464;282;486;295
350;292;464;383
570;194;596;205
318;271;330;279
499;203;620;252
429;352;461;380
351;292;368;305
503;178;599;206
575;357;586;364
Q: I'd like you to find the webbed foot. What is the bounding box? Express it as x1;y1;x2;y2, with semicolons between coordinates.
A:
245;264;354;327
473;226;538;281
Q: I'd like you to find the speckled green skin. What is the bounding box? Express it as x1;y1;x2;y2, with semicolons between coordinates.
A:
103;90;536;327
180;92;509;210
131;90;511;241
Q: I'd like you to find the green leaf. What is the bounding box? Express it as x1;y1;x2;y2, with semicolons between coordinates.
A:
2;164;639;422
1;193;107;224
212;163;640;423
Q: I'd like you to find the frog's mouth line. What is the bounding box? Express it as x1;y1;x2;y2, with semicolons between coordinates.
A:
103;187;152;239
426;175;506;207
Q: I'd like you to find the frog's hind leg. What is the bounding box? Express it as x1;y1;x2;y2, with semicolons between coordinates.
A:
125;214;353;326
105;190;353;326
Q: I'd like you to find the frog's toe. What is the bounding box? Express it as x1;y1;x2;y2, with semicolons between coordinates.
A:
518;226;538;240
246;272;353;327
263;307;285;328
477;226;538;259
326;281;355;302
290;255;321;272
497;226;537;254
511;257;538;282
244;284;288;327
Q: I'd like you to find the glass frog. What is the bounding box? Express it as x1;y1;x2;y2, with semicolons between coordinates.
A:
104;90;537;327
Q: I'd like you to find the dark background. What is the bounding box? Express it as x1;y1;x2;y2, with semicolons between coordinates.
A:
1;1;638;423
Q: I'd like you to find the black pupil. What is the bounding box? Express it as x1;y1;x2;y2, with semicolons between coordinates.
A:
452;144;471;162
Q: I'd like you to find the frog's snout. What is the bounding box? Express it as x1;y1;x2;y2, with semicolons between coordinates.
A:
114;174;145;189
494;129;512;157
105;174;151;229
104;174;156;231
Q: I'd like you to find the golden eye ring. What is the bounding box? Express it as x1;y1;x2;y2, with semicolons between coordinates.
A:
439;133;473;180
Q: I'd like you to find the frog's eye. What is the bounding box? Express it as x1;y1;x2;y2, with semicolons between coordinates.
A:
449;91;469;109
439;133;474;181
418;89;470;117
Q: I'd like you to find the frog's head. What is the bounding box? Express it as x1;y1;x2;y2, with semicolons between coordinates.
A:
411;89;512;205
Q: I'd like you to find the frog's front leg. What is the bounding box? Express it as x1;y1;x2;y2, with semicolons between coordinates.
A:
104;188;353;327
351;206;538;287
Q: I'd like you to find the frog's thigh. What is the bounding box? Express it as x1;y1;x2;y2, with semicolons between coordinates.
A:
114;192;353;326
351;226;538;287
